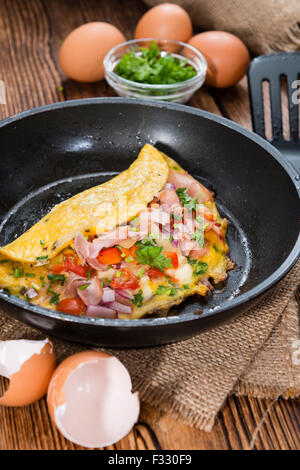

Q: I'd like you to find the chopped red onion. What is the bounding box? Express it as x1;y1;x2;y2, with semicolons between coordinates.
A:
101;287;115;303
163;182;176;190
115;292;132;306
107;301;132;314
27;288;38;299
86;305;117;318
114;289;134;299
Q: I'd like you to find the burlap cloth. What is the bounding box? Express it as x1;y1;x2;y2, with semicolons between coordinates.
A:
0;260;299;431
144;0;300;55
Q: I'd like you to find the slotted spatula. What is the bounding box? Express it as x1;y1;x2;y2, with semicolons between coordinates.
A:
247;51;300;174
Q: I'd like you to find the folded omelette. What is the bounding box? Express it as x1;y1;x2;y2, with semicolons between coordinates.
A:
0;144;233;319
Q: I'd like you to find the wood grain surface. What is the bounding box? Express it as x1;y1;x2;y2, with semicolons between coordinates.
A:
0;0;299;451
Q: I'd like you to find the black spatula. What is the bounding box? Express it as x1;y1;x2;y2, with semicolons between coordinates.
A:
247;52;300;174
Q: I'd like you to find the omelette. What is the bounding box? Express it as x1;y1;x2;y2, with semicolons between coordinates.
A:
0;144;233;319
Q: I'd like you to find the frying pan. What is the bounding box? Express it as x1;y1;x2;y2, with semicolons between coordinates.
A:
0;98;299;347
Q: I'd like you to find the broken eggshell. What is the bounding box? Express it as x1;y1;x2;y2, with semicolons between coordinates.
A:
0;338;56;406
47;351;140;448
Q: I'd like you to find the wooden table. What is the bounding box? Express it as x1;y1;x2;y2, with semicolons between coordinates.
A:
0;0;299;451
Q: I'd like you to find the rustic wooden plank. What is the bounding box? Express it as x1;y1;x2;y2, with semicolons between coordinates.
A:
0;0;299;451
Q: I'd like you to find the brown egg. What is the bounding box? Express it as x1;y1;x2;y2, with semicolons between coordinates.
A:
188;31;250;88
135;3;192;42
59;22;126;82
0;338;56;406
47;351;140;448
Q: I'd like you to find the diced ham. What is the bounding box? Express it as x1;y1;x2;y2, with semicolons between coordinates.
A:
188;181;212;203
139;210;160;237
158;189;180;209
76;277;103;306
211;224;223;239
86;257;106;270
200;277;214;291
179;239;199;256
89;226;129;258
148;207;170;225
189;244;209;259
167;170;194;189
64;272;86;297
74;232;90;261
167;170;212;204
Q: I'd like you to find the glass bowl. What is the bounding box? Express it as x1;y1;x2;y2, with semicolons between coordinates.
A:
103;38;207;104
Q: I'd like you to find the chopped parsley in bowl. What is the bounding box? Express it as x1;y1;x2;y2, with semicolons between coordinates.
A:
114;41;197;85
104;39;207;103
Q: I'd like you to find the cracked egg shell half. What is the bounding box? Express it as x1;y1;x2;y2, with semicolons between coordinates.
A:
0;338;56;406
47;351;140;448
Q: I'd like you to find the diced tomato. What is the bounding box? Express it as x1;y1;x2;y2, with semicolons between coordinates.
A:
97;247;122;265
120;244;138;263
52;255;88;277
129;245;138;258
56;297;86;316
164;252;178;269
147;267;165;279
110;268;139;290
52;264;65;274
202;208;215;222
64;254;88;277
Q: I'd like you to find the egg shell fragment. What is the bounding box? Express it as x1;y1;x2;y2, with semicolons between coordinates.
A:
135;3;193;42
59;22;126;82
0;338;56;406
47;351;140;448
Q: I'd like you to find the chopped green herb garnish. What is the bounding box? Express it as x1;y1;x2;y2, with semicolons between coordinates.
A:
169;235;173;242
40;240;45;246
125;256;134;263
176;187;198;211
86;268;91;280
138;268;145;278
183;284;190;289
100;281;104;288
155;285;178;296
213;244;220;252
78;283;90;290
0;259;9;264
191;227;205;248
47;273;66;285
132;289;144;307
116;271;122;278
48;289;60;305
187;257;208;276
36;255;48;261
40;276;44;281
13;268;23;278
31;282;40;292
25;273;35;278
136;239;172;271
114;41;197;85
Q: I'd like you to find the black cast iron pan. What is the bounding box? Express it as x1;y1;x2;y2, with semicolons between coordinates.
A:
0;98;299;347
